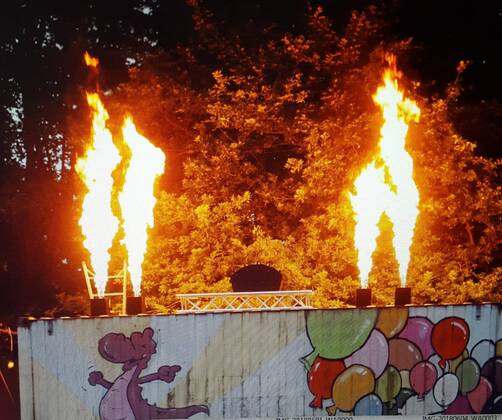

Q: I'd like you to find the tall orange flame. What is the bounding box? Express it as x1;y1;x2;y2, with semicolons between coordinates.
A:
350;56;420;288
119;117;165;296
75;93;121;297
84;51;99;68
77;51;165;298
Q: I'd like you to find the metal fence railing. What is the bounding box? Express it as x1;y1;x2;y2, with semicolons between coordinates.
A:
176;290;313;313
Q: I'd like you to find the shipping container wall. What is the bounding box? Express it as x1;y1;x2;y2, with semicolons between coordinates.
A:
18;304;502;419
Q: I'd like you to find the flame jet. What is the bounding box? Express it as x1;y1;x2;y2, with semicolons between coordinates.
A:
119;117;165;296
76;93;122;297
374;61;420;286
350;164;393;288
84;51;99;68
350;56;420;288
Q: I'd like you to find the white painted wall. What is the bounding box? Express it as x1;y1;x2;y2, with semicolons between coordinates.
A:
18;304;502;419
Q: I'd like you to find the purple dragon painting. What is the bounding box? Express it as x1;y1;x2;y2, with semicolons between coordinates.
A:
88;327;209;420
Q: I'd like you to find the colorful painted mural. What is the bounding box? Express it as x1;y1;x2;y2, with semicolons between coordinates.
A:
17;304;502;419
302;308;502;416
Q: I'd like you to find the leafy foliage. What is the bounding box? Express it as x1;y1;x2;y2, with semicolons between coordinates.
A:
137;5;501;310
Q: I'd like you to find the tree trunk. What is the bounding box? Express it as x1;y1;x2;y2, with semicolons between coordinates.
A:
465;223;475;246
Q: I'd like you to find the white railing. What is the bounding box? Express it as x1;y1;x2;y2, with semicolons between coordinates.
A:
82;261;128;315
176;290;313;313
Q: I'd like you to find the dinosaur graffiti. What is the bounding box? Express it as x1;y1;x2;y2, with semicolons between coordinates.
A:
89;327;209;420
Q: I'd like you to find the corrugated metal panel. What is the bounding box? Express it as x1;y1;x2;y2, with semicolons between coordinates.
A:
18;304;502;419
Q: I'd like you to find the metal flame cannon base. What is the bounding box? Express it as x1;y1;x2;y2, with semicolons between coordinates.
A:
90;298;109;316
126;296;145;315
395;287;412;306
356;288;372;307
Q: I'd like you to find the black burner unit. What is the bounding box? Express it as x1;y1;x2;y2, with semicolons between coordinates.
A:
90;298;109;316
356;288;372;307
395;287;412;306
127;296;145;315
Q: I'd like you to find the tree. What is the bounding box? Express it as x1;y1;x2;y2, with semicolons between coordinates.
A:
139;5;501;310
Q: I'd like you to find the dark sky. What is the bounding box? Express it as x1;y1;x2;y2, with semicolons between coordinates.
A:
3;0;501;101
204;0;502;102
383;0;501;102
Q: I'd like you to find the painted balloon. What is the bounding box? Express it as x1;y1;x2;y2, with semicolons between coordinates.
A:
467;376;492;413
376;307;408;338
480;357;502;394
431;317;469;369
482;395;502;414
307;356;345;408
305;310;377;365
375;365;402;403
433;373;459;407
399;317;434;359
330;364;375;413
456;358;480;395
471;340;495;370
449;350;469;374
389;338;422;370
354;394;383;416
401;393;443;415
444;394;473;414
410;361;437;399
496;340;502;357
345;329;388;378
429;354;448;374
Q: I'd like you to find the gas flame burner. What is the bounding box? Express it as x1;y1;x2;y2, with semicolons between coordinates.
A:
127;296;145;315
90;298;109;316
356;288;372;307
395;287;412;306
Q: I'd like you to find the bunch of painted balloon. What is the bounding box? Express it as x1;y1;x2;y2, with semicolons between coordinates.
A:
302;308;502;415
